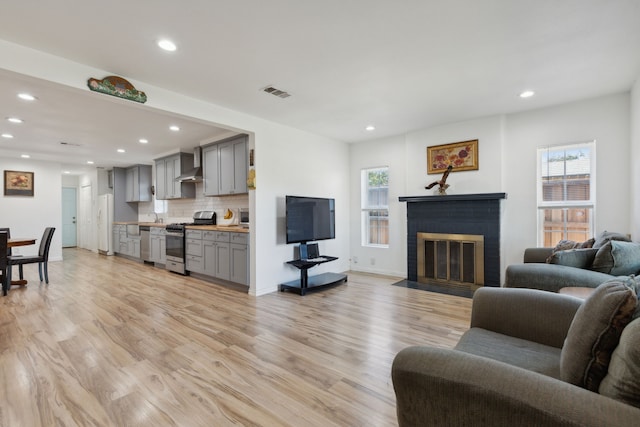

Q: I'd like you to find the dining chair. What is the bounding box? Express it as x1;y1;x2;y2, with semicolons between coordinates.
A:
0;227;11;256
0;232;8;296
7;227;55;285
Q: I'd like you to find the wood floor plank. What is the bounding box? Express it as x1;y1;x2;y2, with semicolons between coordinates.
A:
0;248;472;426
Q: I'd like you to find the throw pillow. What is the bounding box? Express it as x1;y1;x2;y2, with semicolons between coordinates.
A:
593;230;631;249
599;317;640;408
547;248;599;269
591;241;640;276
560;280;637;392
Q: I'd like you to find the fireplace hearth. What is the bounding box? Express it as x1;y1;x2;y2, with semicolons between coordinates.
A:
399;193;506;288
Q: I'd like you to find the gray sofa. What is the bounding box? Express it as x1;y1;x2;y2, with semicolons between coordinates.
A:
505;232;640;292
504;247;615;292
392;285;640;426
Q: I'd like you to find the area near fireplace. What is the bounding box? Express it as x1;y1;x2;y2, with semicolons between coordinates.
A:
399;193;506;290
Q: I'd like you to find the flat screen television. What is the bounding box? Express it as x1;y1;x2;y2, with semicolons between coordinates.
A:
286;195;335;244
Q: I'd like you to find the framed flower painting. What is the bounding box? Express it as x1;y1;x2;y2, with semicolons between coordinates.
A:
427;139;478;174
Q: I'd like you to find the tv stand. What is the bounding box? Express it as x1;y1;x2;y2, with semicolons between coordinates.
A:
280;256;347;295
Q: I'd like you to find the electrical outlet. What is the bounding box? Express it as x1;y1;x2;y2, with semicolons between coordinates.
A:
370;257;375;265
353;256;358;264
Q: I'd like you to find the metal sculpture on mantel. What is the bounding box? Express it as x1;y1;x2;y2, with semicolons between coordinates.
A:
425;164;453;195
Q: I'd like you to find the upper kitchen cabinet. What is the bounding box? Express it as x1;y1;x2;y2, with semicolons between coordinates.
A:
125;165;152;202
154;153;196;200
203;134;248;196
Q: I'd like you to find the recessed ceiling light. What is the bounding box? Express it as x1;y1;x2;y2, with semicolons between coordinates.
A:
87;160;94;164
64;171;70;174
18;93;36;101
365;125;376;131
139;138;148;144
157;39;177;52
1;133;14;139
7;117;24;124
519;90;535;98
117;148;125;153
21;154;30;158
169;125;180;132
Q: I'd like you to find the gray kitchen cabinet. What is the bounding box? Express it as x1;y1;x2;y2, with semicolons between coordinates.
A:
202;144;220;196
154;153;196;200
125;165;152;202
149;227;166;264
212;231;230;281
184;229;248;285
202;134;248;196
185;229;204;273
113;225;123;253
230;232;249;285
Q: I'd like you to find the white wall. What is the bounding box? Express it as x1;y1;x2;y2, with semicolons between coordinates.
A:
0;40;350;296
0;158;63;261
631;77;640;240
350;93;632;283
503;93;630;267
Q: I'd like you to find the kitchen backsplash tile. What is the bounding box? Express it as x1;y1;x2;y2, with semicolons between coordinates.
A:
138;182;248;224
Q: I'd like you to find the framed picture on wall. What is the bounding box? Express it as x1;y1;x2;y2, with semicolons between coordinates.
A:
4;170;34;196
427;139;479;174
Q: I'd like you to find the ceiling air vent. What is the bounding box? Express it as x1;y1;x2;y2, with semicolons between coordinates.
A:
262;85;291;99
60;141;82;146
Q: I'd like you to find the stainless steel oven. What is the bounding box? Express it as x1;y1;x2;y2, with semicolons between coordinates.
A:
165;211;216;275
165;224;187;275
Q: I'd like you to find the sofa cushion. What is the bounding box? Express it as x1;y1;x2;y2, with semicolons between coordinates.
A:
599;317;640;408
560;281;637;391
593;230;631;249
591;241;640;276
455;328;562;379
547;248;598;269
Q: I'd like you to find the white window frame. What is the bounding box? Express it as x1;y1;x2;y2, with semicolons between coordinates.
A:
536;141;596;246
361;167;389;248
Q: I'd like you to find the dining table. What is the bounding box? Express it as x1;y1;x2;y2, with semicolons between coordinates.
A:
7;237;37;287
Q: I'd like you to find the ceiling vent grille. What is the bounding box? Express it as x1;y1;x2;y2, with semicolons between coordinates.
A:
262;85;291;99
60;141;82;146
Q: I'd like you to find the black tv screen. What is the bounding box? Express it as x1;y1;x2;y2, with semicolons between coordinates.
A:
286;195;335;244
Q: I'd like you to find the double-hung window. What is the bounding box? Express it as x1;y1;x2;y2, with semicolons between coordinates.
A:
361;167;389;247
537;141;595;246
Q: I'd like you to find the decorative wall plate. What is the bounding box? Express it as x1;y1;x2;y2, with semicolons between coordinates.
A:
87;76;147;103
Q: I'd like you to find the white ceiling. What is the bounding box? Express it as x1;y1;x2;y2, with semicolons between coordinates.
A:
1;0;640;173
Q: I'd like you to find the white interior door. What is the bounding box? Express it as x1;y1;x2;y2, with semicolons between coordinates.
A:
61;187;77;247
79;185;92;250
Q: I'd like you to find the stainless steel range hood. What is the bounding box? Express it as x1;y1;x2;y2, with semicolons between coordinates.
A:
176;147;203;182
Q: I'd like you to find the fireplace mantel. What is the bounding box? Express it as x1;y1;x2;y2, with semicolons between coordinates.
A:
399;192;506;287
399;193;506;203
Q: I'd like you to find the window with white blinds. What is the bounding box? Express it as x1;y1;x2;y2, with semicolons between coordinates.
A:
361;167;389;247
537;141;595;247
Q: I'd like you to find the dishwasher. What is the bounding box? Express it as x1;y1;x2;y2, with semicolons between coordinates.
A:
139;225;151;262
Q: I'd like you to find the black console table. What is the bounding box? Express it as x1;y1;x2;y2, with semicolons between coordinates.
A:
280;256;347;295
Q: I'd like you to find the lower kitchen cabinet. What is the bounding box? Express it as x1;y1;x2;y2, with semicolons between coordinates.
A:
112;224;141;258
185;229;248;286
149;227;166;264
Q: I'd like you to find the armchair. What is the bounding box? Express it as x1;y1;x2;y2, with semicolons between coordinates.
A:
392;287;640;426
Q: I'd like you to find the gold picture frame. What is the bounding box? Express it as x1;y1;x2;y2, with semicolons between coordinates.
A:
4;170;34;196
427;139;478;174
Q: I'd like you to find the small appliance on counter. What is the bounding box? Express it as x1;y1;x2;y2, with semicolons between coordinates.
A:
239;208;249;228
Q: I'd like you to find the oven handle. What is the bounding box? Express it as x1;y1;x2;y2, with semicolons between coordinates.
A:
165;231;184;237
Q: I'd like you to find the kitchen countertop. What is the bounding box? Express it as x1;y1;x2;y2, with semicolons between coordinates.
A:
113;221;249;233
186;225;249;233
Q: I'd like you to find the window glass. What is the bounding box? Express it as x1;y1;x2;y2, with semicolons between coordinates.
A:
361;167;389;247
537;142;595;246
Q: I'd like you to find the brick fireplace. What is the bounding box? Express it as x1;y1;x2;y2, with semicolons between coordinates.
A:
399;193;506;288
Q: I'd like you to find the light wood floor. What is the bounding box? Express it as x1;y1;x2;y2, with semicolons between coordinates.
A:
0;248;472;427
